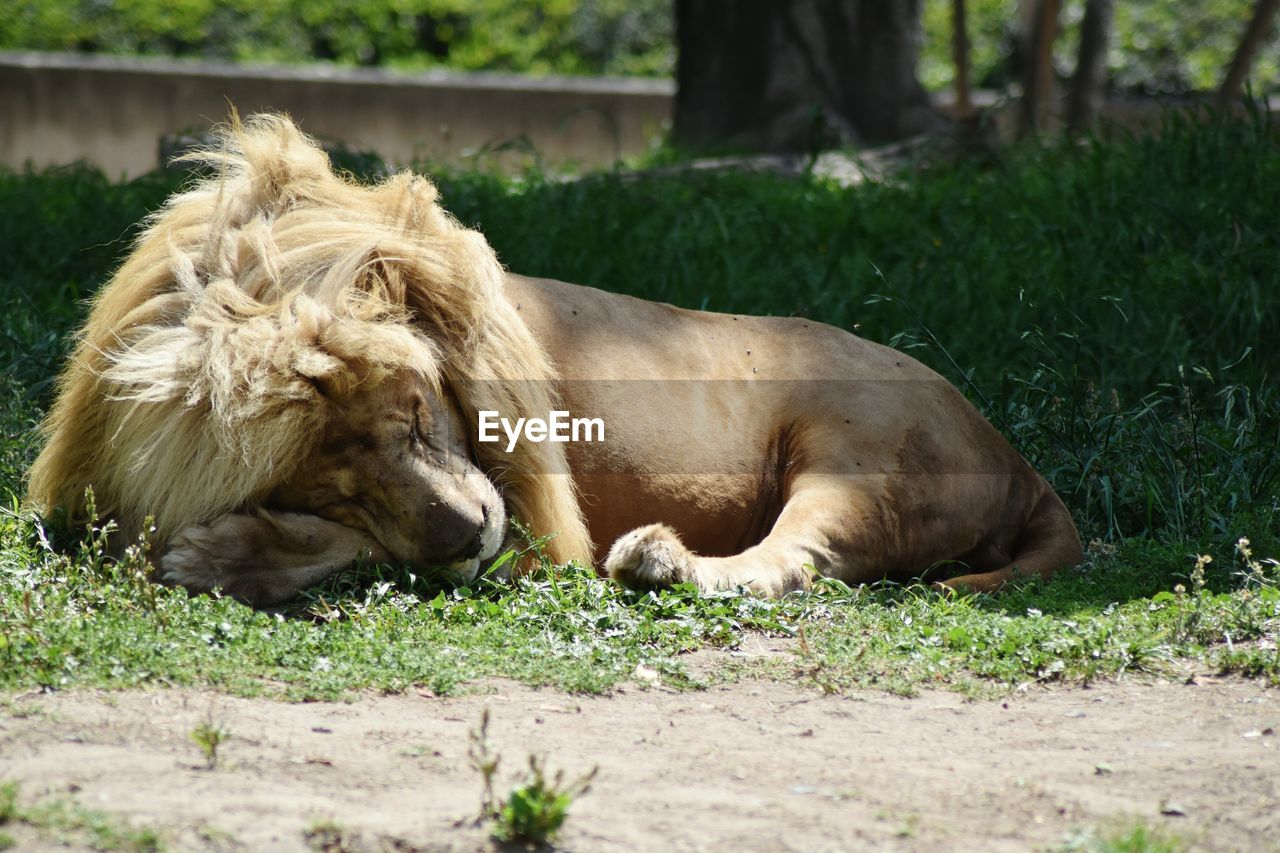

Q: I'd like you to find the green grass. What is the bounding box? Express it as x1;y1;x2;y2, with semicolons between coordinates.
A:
1059;821;1190;853
0;781;162;851
0;111;1278;700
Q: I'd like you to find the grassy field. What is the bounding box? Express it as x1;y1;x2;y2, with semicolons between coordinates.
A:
0;111;1277;700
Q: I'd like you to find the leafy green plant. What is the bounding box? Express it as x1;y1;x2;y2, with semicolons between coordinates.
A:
467;707;596;844
189;714;231;770
494;755;596;844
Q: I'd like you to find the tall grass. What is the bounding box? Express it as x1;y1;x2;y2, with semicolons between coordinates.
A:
437;110;1280;547
1;110;1276;554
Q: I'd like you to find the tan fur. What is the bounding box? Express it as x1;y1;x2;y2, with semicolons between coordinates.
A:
26;113;590;567
29;113;1082;601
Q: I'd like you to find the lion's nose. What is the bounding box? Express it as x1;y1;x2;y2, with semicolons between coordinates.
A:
419;496;486;562
459;530;484;559
456;505;492;559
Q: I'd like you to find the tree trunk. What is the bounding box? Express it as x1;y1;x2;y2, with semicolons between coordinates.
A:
952;0;974;120
674;0;942;152
1066;0;1114;133
1019;0;1061;136
1216;0;1280;109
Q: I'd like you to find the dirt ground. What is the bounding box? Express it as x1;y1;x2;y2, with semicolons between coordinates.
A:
2;644;1278;851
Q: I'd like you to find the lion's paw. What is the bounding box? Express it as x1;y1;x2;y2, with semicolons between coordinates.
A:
604;524;699;591
158;519;255;595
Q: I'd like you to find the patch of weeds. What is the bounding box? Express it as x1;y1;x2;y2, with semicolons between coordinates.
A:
0;699;46;720
0;781;162;851
0;782;16;823
193;824;238;850
1058;822;1188;852
303;818;362;852
493;756;597;845
189;712;231;770
1;504;1277;700
794;621;851;696
467;707;596;845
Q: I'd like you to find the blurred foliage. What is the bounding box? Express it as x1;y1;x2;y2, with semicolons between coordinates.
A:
920;0;1280;96
0;0;674;76
2;1;1277;95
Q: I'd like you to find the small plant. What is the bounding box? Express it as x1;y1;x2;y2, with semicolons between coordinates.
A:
190;713;230;770
1235;536;1279;588
0;781;17;847
468;707;503;822
794;622;847;696
303;818;360;852
467;707;597;845
493;755;597;844
0;781;18;824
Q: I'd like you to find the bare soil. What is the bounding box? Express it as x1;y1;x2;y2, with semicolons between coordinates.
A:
2;654;1277;851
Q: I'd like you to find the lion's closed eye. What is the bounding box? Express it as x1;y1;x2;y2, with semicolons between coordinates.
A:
409;408;424;446
410;402;447;453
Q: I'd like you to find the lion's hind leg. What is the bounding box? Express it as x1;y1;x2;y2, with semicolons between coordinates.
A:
939;489;1082;595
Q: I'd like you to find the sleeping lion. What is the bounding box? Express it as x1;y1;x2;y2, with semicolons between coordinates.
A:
27;114;1081;606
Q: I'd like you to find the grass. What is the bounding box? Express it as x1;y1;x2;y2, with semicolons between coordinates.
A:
0;781;162;851
1059;821;1190;853
302;819;359;852
0;110;1278;701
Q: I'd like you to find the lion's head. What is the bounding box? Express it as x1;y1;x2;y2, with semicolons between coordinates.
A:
26;112;590;571
267;367;507;576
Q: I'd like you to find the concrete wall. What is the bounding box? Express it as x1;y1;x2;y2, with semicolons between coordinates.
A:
0;51;675;177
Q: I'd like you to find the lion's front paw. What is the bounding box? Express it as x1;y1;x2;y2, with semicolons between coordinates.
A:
158;521;253;595
604;524;699;591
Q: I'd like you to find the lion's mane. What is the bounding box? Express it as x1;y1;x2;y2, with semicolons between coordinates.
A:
27;113;592;567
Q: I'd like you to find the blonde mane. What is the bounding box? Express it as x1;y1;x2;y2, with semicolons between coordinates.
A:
26;113;592;567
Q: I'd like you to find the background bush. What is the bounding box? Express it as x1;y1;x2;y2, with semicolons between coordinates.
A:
919;0;1280;96
0;0;674;76
1;1;1275;94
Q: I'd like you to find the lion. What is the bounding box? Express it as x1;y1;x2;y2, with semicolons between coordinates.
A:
26;114;1082;606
